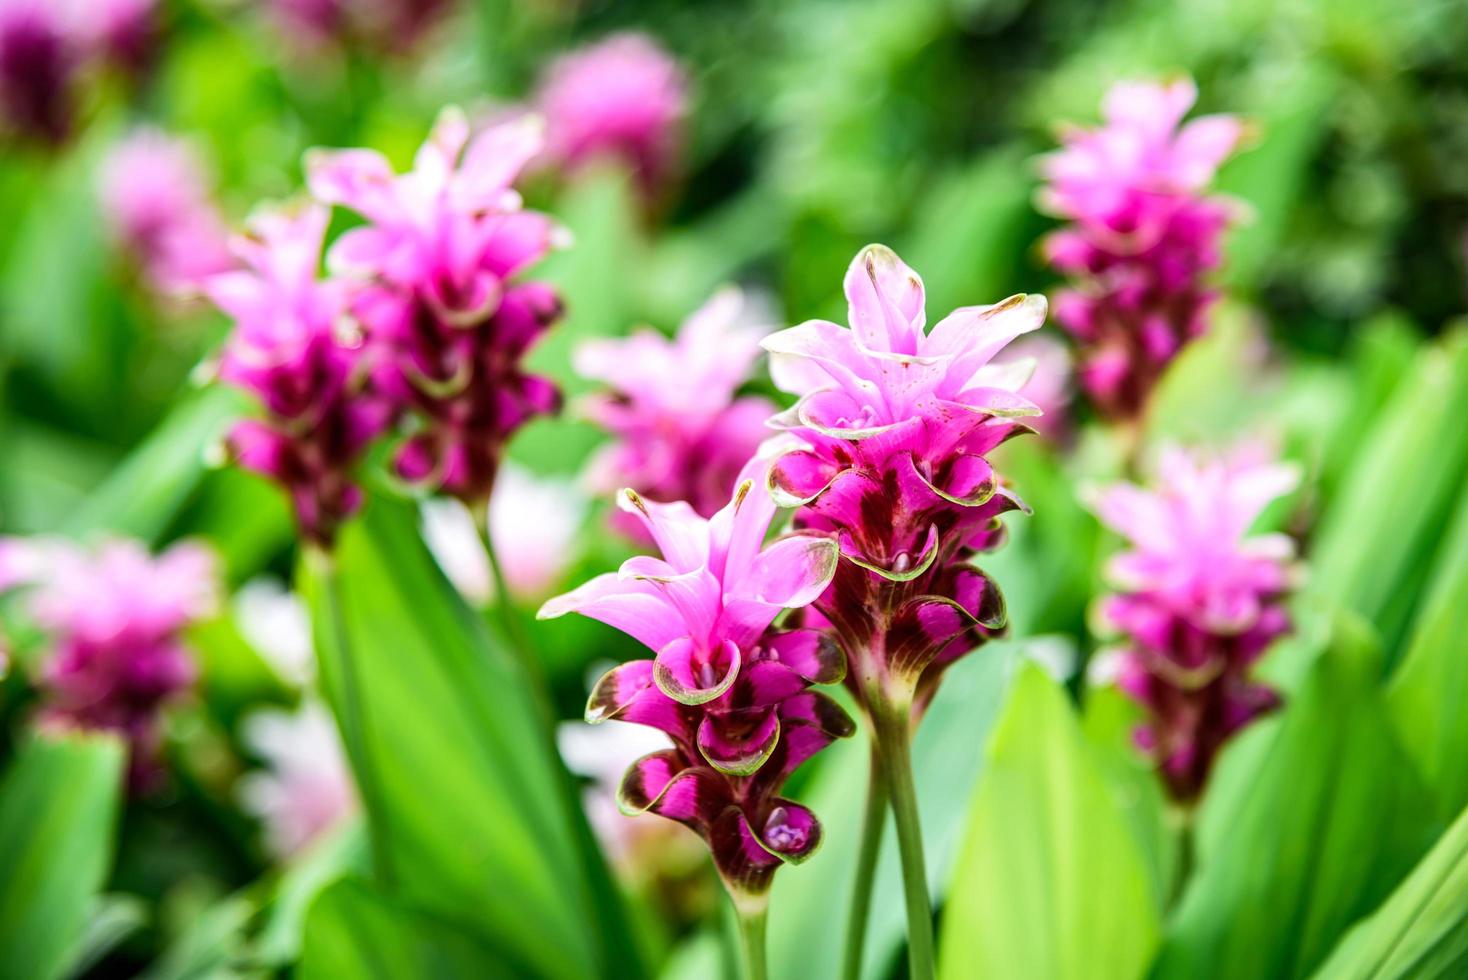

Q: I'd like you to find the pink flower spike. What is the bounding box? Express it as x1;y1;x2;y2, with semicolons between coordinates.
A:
0;0;78;144
99;128;234;295
540;461;850;898
578;287;777;533
762;244;1039;721
15;537;219;789
1088;443;1300;800
534;32;687;198
1038;77;1246;421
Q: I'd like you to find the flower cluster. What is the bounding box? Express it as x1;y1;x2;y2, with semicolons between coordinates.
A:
308;108;562;505
205;205;395;546
99;128;234;295
0;0;157;144
1;537;217;787
577;287;775;537
539;459;852;898
534;32;687;198
763;245;1043;718
1039;78;1245;421
239;699;358;859
1088;445;1298;801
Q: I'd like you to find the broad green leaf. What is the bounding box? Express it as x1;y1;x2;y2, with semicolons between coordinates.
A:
0;733;125;980
768;646;1016;979
1309;326;1468;660
938;665;1161;980
1309;800;1468;979
67;386;246;543
1317;312;1420;501
299;495;628;979
1153;618;1439;979
254;819;367;968
1386;492;1468;822
299;878;519;979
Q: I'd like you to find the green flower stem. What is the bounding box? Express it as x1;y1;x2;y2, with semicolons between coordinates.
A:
873;703;936;980
734;894;770;980
311;546;396;887
1169;802;1197;909
474;510;550;705
842;742;888;980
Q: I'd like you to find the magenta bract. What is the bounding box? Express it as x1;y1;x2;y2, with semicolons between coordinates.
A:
309;108;562;503
762;245;1042;716
539;459;851;895
577;287;775;535
1039;78;1245;421
1089;444;1298;800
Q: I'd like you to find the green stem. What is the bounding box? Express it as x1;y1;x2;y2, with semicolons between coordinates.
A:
475;510;549;699
1169;803;1196;909
315;547;396;887
873;705;936;980
842;742;888;980
734;895;770;980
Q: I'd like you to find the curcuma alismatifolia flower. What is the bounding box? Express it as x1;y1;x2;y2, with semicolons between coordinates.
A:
204;204;395;546
533;31;687;199
762;244;1044;719
0;0;78;144
99;127;234;296
5;537;218;788
1038;78;1245;422
239;699;358;859
1088;444;1299;801
538;458;853;899
308;108;562;505
576;287;776;537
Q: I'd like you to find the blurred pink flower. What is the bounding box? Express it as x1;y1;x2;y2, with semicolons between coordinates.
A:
85;0;158;77
17;537;218;787
266;0;451;54
577;287;775;535
558;715;687;867
1088;443;1299;800
234;577;314;687
540;457;850;898
99;128;234;294
0;0;78;144
534;32;687;196
204;205;396;545
308;108;561;503
1039;78;1246;421
763;244;1041;716
239;700;358;859
420;463;587;604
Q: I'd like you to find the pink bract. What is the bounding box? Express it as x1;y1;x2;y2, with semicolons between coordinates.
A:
1089;444;1299;799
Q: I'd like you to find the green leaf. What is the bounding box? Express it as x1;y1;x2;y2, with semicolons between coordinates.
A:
1153;618;1439;979
299;878;519;979
1386;492;1468;822
1309;326;1468;660
67;386;246;543
1308;800;1468;979
253;820;368;968
298;495;626;980
0;733;125;980
937;664;1161;980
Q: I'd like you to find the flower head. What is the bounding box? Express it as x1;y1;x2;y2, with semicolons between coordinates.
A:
15;538;218;787
308;108;561;503
539;459;851;896
762;245;1041;715
578;287;776;533
205;204;395;545
99;128;234;294
1089;444;1299;800
0;0;78;144
1039;78;1246;420
239;700;358;859
534;32;687;197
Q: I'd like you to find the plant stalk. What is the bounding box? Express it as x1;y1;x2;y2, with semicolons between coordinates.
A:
842;741;888;980
734;895;770;980
873;703;936;980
